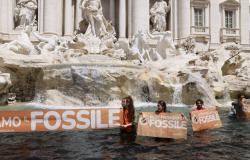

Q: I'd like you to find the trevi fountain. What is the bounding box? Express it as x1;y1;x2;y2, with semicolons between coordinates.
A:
0;0;249;108
0;0;250;159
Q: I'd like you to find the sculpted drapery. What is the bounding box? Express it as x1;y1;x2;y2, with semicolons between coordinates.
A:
80;0;112;37
14;0;38;29
150;0;171;32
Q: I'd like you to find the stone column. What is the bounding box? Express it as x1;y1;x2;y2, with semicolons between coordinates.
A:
75;0;82;29
38;0;44;33
132;0;149;35
43;0;63;35
0;0;13;33
8;0;15;32
179;0;190;38
240;0;249;44
171;0;178;40
128;0;132;39
119;0;126;38
64;0;74;36
210;0;220;44
109;0;115;26
205;7;209;29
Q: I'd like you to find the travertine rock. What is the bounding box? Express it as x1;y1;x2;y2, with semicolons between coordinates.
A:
0;72;12;105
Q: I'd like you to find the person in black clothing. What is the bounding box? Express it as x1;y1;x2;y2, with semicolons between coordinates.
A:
231;94;246;118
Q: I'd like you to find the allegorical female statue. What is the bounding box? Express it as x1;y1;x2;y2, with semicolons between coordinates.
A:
14;0;38;29
150;0;171;32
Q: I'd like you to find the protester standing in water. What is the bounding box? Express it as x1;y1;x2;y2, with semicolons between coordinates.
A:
120;96;136;143
155;100;170;114
190;99;205;120
195;99;205;111
231;94;246;118
154;100;175;142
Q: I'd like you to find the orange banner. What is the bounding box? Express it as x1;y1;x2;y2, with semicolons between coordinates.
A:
242;99;250;118
0;108;123;133
191;108;222;132
137;112;187;139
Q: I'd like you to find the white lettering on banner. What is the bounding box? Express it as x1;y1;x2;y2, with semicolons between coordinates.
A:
139;116;186;129
62;111;76;130
192;113;218;124
91;110;95;129
96;110;108;129
2;117;11;127
76;110;90;129
44;111;61;130
109;109;120;127
0;117;22;128
30;109;121;131
12;117;21;127
31;111;44;131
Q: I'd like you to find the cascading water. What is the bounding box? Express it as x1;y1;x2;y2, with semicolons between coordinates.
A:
221;85;232;107
170;76;184;106
172;83;183;104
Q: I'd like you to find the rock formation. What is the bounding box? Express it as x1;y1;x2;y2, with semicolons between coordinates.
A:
0;72;12;105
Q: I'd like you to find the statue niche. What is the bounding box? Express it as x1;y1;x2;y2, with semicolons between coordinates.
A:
14;0;38;30
79;0;115;38
73;0;117;54
150;0;171;33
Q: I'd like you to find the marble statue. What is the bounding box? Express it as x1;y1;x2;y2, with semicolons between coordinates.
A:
33;32;69;53
150;0;171;32
130;31;176;62
72;0;117;54
80;0;114;38
14;0;38;29
2;25;36;55
181;37;195;53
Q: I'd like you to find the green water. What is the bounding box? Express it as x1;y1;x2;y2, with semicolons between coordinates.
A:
0;104;42;111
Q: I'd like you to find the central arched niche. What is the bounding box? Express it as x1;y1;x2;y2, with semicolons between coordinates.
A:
76;0;118;36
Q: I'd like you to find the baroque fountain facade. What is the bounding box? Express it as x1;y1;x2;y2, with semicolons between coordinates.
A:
0;0;249;107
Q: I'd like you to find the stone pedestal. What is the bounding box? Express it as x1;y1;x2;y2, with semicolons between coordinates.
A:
75;0;82;30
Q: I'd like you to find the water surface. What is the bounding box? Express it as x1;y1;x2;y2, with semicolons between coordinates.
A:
0;107;249;160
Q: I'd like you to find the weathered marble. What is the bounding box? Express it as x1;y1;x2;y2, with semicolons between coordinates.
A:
150;0;170;32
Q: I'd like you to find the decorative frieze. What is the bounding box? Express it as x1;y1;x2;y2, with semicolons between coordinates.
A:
191;0;210;8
